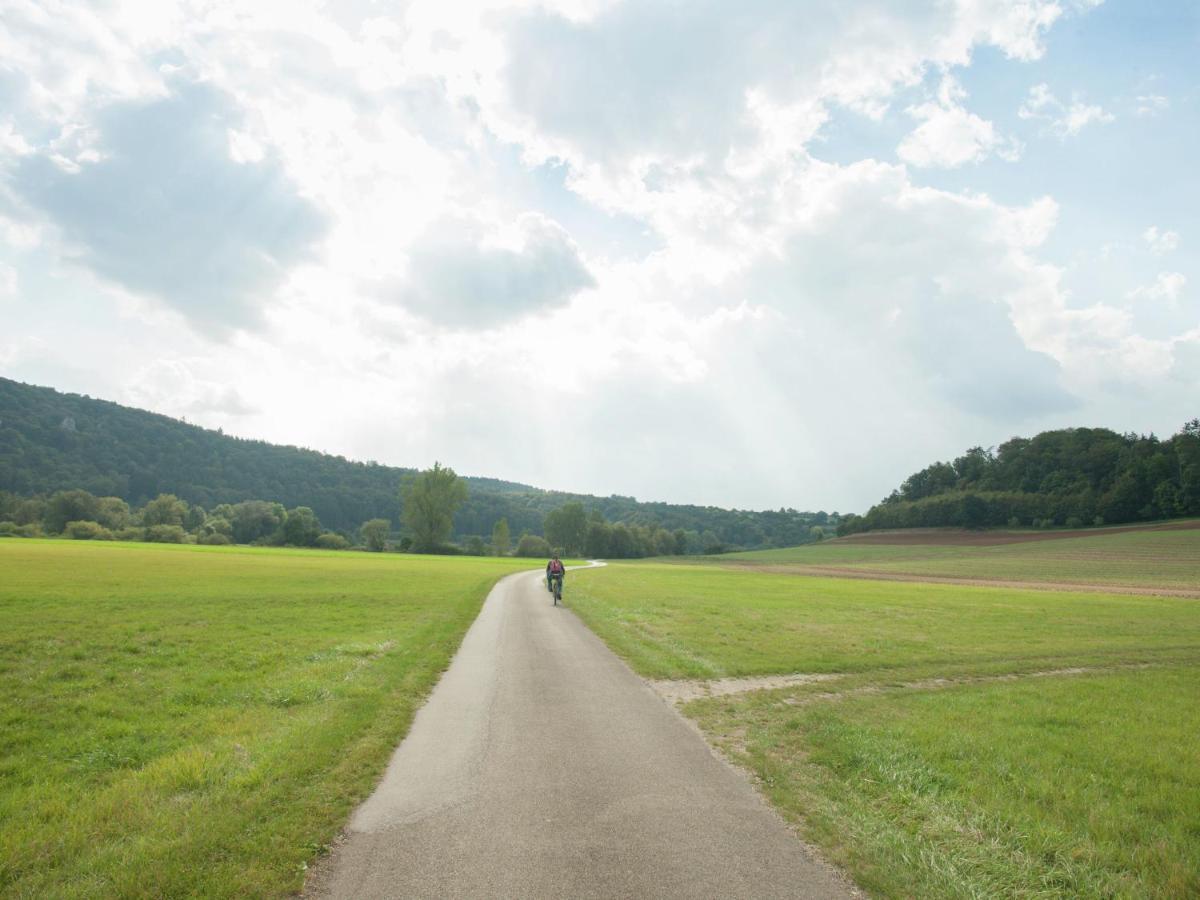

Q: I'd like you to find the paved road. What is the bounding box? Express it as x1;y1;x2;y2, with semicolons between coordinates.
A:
305;567;853;899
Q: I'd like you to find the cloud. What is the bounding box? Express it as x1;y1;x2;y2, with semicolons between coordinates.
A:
1128;272;1186;305
1143;226;1179;255
124;359;260;418
12;81;328;334
1018;83;1114;137
0;262;17;298
385;213;596;327
898;76;1021;168
724;161;1076;419
1135;94;1169;117
482;0;1066;180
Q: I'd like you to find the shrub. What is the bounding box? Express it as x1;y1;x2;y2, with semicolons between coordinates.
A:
0;521;17;537
198;532;232;546
145;524;188;544
1064;516;1084;529
1007;516;1021;528
115;527;146;542
464;536;487;556
16;523;44;538
515;533;551;557
359;518;390;552
314;533;350;550
65;520;114;540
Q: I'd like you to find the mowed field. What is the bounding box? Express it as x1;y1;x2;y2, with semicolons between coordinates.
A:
568;526;1200;899
0;540;534;898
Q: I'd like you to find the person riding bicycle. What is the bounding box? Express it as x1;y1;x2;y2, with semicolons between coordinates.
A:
546;555;565;593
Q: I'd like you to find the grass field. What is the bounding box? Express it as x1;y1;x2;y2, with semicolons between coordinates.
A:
0;539;535;898
568;539;1200;898
718;524;1200;590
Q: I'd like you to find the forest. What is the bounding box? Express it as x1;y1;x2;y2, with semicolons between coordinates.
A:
0;377;833;552
838;421;1200;535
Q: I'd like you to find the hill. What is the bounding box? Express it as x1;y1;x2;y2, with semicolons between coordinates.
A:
0;377;832;548
839;421;1200;535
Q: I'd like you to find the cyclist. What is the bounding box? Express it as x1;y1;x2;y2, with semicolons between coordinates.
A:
546;555;565;596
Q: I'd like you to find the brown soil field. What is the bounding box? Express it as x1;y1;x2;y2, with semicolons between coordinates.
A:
747;565;1200;599
836;519;1200;546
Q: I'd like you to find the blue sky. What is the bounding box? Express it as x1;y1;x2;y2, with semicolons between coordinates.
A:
1;0;1196;512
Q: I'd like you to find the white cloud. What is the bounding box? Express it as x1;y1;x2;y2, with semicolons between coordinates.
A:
12;82;327;334
898;76;1021;168
1143;226;1179;255
381;212;596;327
0;262;17;297
124;359;260;419
1128;272;1186;305
1135;94;1169;117
1018;83;1114;137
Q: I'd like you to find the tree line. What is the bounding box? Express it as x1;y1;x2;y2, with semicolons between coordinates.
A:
1;462;829;559
838;420;1200;535
0;376;837;551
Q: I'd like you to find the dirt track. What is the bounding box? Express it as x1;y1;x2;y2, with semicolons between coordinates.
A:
742;564;1200;598
836;519;1200;546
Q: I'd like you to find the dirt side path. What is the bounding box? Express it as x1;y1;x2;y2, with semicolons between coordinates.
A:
737;564;1200;598
303;569;855;899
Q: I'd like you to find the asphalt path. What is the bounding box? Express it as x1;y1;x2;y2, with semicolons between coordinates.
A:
305;565;853;899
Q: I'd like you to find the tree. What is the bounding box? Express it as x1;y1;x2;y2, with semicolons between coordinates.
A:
401;462;467;552
515;532;551;557
543;502;587;555
360;518;390;552
282;506;321;546
95;496;131;530
225;500;287;544
491;517;511;556
44;489;99;533
142;493;188;527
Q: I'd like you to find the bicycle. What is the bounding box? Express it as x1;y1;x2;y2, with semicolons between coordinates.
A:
550;573;563;606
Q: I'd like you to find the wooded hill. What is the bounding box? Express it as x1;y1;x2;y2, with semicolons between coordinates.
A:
839;421;1200;535
0;377;834;550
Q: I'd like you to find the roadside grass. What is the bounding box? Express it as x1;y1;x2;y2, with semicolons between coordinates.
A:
0;539;534;898
715;527;1200;589
566;563;1200;680
567;559;1200;898
690;667;1200;898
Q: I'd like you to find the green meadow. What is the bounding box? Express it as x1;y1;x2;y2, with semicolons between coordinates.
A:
718;524;1200;590
0;540;533;898
569;551;1200;898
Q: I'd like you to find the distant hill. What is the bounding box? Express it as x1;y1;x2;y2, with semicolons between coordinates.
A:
0;377;833;547
839;421;1200;535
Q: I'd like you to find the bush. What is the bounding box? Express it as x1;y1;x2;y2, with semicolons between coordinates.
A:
514;533;551;557
65;520;114;540
17;523;44;538
314;533;350;550
464;536;487;556
1064;516;1084;529
145;524;188;544
0;521;17;537
115;527;146;542
359;518;390;552
198;532;232;546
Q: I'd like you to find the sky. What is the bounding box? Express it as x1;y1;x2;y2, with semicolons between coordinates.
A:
1;0;1197;513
